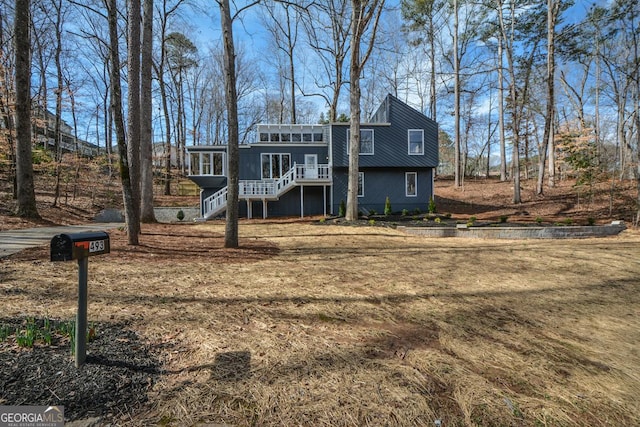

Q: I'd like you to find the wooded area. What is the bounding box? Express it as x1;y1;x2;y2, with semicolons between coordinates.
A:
1;0;639;235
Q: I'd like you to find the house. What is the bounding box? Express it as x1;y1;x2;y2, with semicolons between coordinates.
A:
186;94;438;219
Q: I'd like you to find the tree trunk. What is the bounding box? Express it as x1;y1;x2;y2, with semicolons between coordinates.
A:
346;1;364;221
498;38;507;182
140;0;157;223
127;0;142;236
14;0;40;219
52;0;64;208
220;0;239;248
453;0;461;188
108;0;138;245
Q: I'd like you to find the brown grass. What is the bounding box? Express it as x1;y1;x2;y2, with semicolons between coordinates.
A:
2;220;640;426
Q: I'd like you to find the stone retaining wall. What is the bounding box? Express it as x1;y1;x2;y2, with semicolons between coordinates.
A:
398;223;627;239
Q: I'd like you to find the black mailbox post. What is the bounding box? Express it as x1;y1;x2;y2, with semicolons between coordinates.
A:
51;231;110;367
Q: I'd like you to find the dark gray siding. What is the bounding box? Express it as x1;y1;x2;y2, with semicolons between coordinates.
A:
239;186;330;217
331;95;438;169
239;144;329;180
331;167;434;214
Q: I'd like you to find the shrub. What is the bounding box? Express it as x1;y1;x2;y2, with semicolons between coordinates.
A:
402;209;409;216
499;215;509;223
368;219;376;226
176;209;185;221
339;200;346;217
384;196;392;216
434;217;441;224
369;209;377;215
445;213;452;218
563;218;573;226
428;197;437;214
587;217;596;226
535;216;543;224
413;207;422;215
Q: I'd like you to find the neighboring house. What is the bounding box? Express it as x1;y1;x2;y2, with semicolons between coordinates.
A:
186;94;438;219
32;107;100;157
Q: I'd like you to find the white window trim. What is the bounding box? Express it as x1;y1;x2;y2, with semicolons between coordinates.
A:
346;129;375;155
358;172;365;197
189;152;226;176
408;129;424;155
405;172;417;197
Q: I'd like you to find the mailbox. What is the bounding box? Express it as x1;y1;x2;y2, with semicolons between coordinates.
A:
50;231;110;262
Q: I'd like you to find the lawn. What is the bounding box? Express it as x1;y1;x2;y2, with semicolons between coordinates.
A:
1;220;639;426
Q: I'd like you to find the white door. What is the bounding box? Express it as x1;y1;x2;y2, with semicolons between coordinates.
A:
304;154;318;179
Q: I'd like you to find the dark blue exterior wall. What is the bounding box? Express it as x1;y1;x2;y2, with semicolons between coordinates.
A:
239;185;330;217
239;144;329;180
331;167;433;214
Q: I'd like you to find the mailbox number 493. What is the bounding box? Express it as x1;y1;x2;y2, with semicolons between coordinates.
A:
89;240;105;253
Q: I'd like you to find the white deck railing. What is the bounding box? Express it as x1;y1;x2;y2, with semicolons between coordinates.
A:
202;163;330;219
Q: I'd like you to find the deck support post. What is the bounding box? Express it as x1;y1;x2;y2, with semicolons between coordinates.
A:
262;199;268;219
300;186;304;218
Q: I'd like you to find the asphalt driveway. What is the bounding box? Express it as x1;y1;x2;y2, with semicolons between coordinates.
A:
0;223;123;258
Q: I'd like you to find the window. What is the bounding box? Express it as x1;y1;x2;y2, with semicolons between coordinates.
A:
406;172;417;197
261;153;291;179
346;129;374;155
189;152;200;175
212;152;224;175
408;129;424;155
189;152;225;176
358;172;364;197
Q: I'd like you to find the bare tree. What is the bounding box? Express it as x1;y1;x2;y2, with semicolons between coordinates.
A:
301;0;350;121
14;0;40;218
140;0;157;222
107;0;138;244
127;0;142;236
345;0;385;221
262;2;301;123
536;0;561;195
217;0;259;248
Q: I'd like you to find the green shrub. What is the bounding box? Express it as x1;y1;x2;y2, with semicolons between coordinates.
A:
176;209;185;221
413;207;422;215
428;197;437;214
535;216;543;224
338;200;346;217
587;217;596;226
384;196;392;216
434;217;442;224
368;219;376;226
499;215;509;223
563;218;573;225
445;213;452;218
402;209;409;216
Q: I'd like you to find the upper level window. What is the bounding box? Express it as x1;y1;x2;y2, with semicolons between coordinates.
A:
261;153;291;179
346;129;374;155
408;129;424;155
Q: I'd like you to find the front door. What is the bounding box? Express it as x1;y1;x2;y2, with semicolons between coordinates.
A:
304;154;318;179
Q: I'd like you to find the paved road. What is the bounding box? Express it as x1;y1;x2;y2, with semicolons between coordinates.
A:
0;223;123;258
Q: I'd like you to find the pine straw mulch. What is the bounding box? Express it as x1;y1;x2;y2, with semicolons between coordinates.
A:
1;220;640;426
